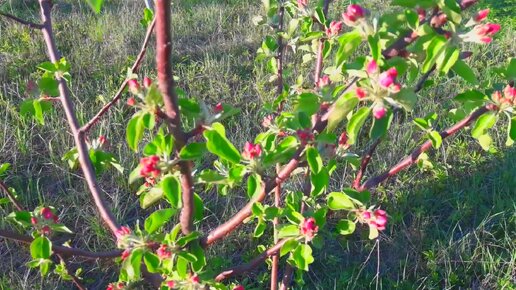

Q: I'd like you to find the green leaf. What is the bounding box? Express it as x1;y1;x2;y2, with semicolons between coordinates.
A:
0;163;11;175
140;8;154;28
422;36;447;73
253;220;266;238
193;193;204;222
161;175;181;208
306;146;323;174
278;224;300;239
86;0;104;13
336;30;362;67
176;256;188;279
140;188;163;209
327;192;354;210
38;77;59;97
507;117;516;146
477;134;492;151
122;248;143;281
471;112;497;139
126;115;145;152
190;242;206;272
452;60;478;85
144;208;176;234
347;107;371;145
342;188;370;205
203;125;241;164
176;251;198;263
30;236;52;259
429;131;442;148
310;167;329;197
179;143;207;160
292;244;314;271
280;239;299;257
295;93;320;116
143;252;160;273
395;88;418;111
437;46;459;74
454;90;486;104
370;110;393;140
336;219;356;235
247;173;262;199
327;92;359;132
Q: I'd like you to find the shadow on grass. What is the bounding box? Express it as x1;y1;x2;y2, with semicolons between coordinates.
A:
297;147;516;290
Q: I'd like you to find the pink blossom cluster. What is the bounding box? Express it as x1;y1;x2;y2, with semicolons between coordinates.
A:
300;217;319;240
362;209;388;231
156;244;173;260
139;156;161;177
106;282;125;290
492;85;516;107
243;142;262;160
31;207;59;235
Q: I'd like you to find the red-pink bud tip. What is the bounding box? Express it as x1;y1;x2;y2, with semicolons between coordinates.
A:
143;77;152;88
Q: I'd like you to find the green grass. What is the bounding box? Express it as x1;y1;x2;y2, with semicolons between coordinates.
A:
0;0;515;289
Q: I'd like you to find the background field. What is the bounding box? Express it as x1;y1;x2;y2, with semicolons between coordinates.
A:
0;0;515;289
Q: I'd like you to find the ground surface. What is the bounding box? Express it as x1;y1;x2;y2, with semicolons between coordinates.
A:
0;0;515;289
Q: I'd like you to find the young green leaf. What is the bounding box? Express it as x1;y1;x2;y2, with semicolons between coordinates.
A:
327;192;354;210
306;146;323;174
30;236;52;259
347;107;371;145
203;126;241;164
144;208;176;234
336;219;356;235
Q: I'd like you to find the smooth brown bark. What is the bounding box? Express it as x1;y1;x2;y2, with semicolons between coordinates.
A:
155;0;195;235
38;0;120;235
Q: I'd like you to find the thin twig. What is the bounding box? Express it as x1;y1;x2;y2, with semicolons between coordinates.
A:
0;11;43;29
56;254;87;290
37;0;120;234
0;179;24;211
359;105;492;191
79;17;156;134
214;239;289;282
0;229;122;259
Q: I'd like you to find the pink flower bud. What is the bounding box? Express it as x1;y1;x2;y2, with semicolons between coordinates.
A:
316;75;331;88
387;67;398;78
31;217;38;225
362;211;371;220
374;209;386;217
391;83;401;93
504;85;516;100
98;135;107;145
373;106;387;119
338;132;348;146
355;87;367;99
121;249;131;261
128;79;140;95
492;91;503;103
417;8;426;22
297;0;308;9
41;207;54;220
166;280;175;289
262;115;273;128
347;4;365;19
41;225;51;235
191;274;200;284
379;73;394;88
325;21;343;38
115;226;132;240
52;215;58;223
214;102;223;113
233;285;245;290
366;59;378;74
143;77;152;88
430;13;447;28
156;244;172;260
300;217;319;240
375;215;387;227
243;142;262;160
474;9;489;22
107;284;114;290
127;97;136;106
297;130;314;145
342;4;366;26
460;0;478;9
139;156;161;177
